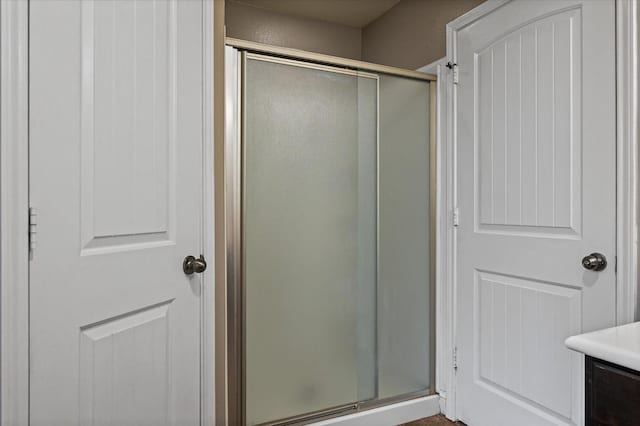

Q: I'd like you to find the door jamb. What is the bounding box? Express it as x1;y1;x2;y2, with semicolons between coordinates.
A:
418;57;458;418
615;0;639;326
0;0;30;424
202;0;216;425
0;1;217;425
442;0;639;421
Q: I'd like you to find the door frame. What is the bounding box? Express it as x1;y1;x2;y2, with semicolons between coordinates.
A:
0;1;217;425
440;0;640;421
219;41;439;425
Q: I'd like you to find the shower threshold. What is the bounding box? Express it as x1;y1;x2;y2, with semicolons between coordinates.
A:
258;390;436;426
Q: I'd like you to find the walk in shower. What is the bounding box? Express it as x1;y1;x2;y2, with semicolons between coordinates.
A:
224;41;436;425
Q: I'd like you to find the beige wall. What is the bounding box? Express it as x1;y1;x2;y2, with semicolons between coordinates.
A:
225;1;362;60
225;0;485;70
362;0;485;69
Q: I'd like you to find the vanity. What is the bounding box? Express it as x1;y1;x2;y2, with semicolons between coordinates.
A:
566;322;640;426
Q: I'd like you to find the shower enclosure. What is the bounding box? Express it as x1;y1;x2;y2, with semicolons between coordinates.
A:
224;42;436;425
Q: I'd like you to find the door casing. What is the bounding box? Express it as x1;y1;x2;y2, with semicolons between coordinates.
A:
0;1;29;425
0;1;215;425
438;0;640;421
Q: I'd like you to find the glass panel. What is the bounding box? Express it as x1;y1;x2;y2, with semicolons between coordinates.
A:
244;56;377;425
377;74;433;399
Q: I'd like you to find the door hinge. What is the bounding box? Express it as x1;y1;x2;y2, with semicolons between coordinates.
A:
446;61;459;84
452;207;460;227
453;347;458;371
29;207;38;254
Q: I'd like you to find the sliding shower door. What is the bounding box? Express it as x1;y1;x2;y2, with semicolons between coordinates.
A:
377;74;434;400
232;49;435;426
244;54;378;425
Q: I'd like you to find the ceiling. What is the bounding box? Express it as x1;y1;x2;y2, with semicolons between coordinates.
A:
230;0;402;28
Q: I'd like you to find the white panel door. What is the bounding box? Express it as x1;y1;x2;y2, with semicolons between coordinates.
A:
455;1;615;425
29;1;204;425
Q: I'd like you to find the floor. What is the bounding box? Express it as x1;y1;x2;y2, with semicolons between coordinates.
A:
400;415;466;425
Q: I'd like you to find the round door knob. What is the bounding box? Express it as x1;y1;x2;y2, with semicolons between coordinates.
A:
183;255;207;275
581;253;607;271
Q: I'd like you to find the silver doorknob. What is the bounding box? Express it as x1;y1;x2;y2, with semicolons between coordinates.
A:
581;253;607;271
183;255;207;275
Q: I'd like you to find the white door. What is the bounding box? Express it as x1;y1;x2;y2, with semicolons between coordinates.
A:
29;1;205;425
455;1;615;425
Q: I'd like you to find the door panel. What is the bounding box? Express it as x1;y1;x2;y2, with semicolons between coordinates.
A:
455;1;615;425
377;74;433;400
243;54;378;425
476;271;581;419
476;7;580;235
79;302;173;425
29;1;204;425
82;0;176;252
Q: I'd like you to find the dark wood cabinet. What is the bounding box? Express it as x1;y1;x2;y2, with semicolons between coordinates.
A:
586;356;640;426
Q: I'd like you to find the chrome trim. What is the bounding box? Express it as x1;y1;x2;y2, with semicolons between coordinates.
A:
260;390;436;426
240;50;249;426
226;47;243;426
246;52;379;80
226;37;436;82
258;403;358;426
357;389;435;411
429;81;438;390
374;71;381;401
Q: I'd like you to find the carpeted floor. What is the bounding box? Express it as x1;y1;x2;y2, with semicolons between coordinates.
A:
399;414;466;425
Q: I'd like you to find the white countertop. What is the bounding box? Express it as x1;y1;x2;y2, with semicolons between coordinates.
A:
566;322;640;371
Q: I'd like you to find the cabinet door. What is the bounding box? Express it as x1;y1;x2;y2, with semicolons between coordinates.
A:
586;357;640;426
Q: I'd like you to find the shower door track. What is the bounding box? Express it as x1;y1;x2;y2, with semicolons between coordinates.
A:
257;387;434;426
258;403;358;426
222;40;438;426
225;37;436;82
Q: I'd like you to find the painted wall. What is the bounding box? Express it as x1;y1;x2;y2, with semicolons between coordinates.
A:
225;0;484;70
225;1;362;60
362;0;485;69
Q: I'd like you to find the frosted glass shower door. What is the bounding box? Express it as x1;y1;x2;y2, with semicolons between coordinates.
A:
243;54;378;425
377;74;433;399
